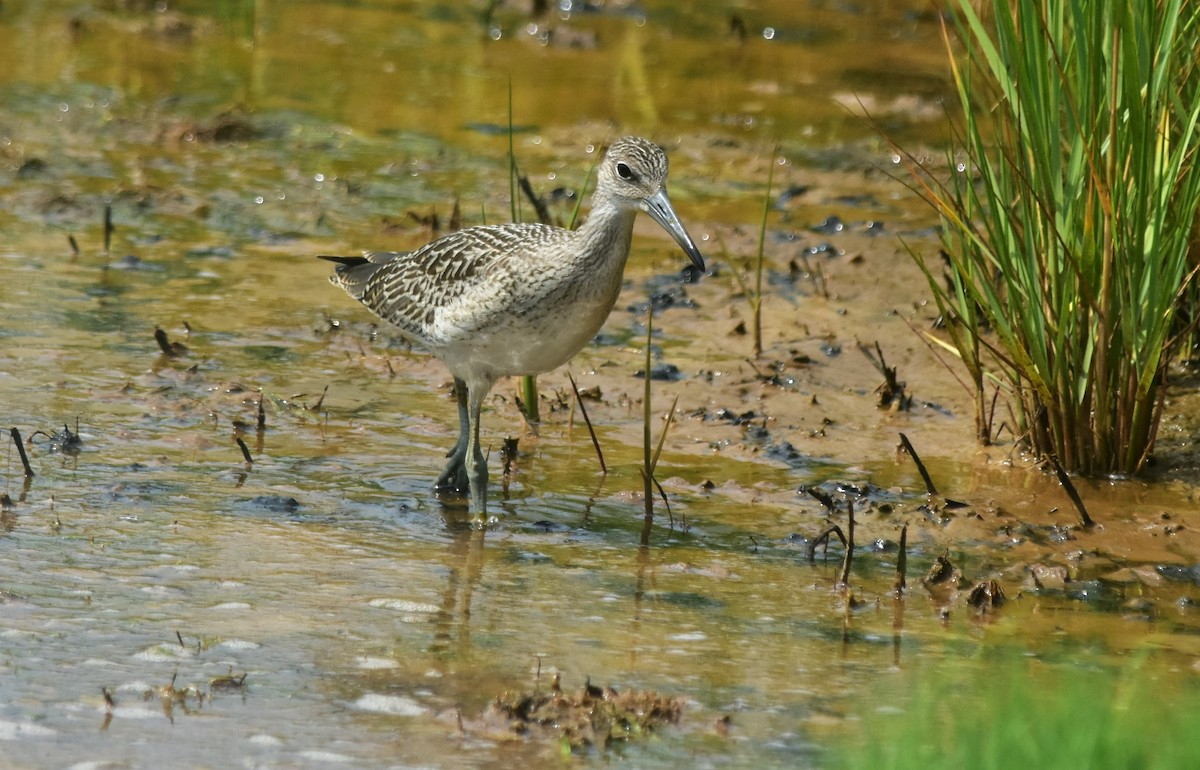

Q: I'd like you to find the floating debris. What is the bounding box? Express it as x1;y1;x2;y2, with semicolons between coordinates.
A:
483;677;684;751
160;107;262;144
28;421;83;456
144;673;206;724
966;579;1006;610
923;554;963;589
634;363;683;382
245;495;300;514
17;157;49;179
209;669;248;692
774;183;809;208
860;341;911;411
155;327;189;357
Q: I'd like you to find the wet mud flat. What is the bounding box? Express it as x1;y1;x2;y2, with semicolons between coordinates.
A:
6;125;1200;766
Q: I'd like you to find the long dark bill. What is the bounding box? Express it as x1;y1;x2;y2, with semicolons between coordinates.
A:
642;188;705;271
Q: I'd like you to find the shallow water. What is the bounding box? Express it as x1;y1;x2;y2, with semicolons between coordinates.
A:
3;1;1200;767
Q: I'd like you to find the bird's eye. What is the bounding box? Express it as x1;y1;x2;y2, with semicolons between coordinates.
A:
616;162;635;180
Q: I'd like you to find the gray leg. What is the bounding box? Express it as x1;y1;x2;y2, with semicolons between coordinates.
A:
435;378;471;494
465;382;490;517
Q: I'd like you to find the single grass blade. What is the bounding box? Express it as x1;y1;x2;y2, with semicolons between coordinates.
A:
567;371;606;474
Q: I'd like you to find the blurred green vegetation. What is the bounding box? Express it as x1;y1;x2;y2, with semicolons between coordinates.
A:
834;650;1200;770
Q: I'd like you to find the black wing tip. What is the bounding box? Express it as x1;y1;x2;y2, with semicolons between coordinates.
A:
318;254;370;267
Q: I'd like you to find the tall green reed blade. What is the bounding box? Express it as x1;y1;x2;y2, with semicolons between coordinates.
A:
642;306;654;523
727;149;777;358
505;81;539;424
752;147;776;358
638;305;677;536
568;153;598;230
562;157;604;472
507;79;519;224
901;0;1200;476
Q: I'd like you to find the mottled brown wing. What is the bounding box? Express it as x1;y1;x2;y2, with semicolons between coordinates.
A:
321;222;560;341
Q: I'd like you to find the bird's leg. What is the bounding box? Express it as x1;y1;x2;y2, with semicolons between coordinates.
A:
435;378;471;494
465;382;490;518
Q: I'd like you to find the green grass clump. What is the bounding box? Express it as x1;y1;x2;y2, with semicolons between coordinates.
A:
833;652;1200;770
902;0;1200;475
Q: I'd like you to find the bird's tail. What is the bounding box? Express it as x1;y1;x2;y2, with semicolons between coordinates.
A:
319;252;403;300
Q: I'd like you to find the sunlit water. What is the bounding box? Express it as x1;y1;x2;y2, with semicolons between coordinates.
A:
3;2;1200;767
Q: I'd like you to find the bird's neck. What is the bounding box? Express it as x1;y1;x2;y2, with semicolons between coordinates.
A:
576;199;637;270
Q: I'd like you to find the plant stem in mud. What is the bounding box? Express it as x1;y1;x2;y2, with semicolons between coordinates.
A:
236;437;253;464
518;175;552;226
567;159;597;230
10;428;34;478
103;204;113;253
642;307;655;530
898;433;938;496
567;371;606;474
839;500;855;587
752;147;776;358
637;307;680;538
1047;453;1095;528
